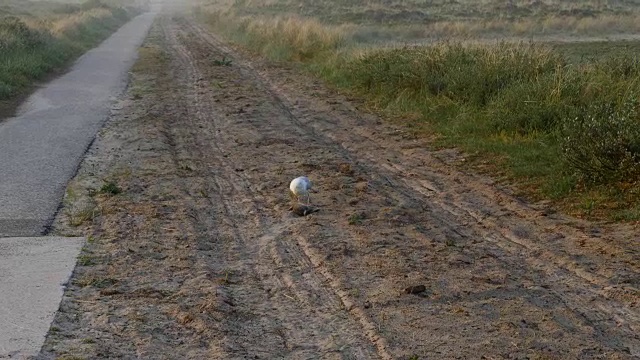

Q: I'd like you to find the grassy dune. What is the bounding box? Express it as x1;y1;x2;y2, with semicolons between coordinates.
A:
197;0;640;220
0;0;141;105
201;0;640;43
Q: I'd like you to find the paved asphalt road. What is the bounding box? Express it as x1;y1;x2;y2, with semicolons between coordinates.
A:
0;9;158;237
0;3;162;358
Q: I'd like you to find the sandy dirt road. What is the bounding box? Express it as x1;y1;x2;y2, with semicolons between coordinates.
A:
40;14;639;359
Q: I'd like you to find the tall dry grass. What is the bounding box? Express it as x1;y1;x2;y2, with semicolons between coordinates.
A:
200;9;345;61
208;0;640;40
49;8;117;35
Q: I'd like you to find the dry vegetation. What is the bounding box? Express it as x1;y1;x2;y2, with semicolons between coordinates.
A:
194;0;640;221
199;0;640;42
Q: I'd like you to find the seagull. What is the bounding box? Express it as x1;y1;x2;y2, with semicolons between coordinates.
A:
290;176;314;204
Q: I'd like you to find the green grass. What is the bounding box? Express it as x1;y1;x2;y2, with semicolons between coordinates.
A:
332;44;640;219
0;0;139;103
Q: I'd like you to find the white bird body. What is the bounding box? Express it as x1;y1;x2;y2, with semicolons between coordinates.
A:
290;176;313;204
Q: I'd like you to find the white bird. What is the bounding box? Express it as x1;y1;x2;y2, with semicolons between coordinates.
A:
290;176;313;204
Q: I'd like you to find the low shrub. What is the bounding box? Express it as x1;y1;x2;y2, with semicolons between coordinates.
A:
562;96;640;184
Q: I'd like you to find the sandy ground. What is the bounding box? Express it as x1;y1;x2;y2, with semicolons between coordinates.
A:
39;14;639;360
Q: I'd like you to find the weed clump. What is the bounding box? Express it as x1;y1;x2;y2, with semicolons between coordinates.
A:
213;56;232;66
99;181;122;195
348;212;365;225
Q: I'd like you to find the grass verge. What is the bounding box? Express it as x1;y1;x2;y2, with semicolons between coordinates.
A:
0;0;141;116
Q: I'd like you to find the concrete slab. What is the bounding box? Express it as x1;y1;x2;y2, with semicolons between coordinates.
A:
0;237;84;359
